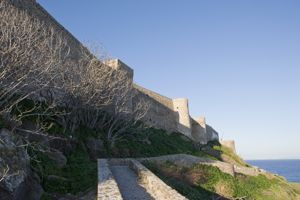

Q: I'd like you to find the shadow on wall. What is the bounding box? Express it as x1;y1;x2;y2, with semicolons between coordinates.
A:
206;125;219;142
191;118;207;144
132;87;180;134
133;84;220;144
11;0;86;59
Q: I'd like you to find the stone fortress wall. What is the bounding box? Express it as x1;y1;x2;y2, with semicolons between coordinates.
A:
10;0;218;144
132;84;179;133
12;0;85;59
105;59;216;143
220;140;236;153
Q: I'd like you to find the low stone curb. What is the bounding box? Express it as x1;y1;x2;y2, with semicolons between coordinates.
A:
97;159;122;200
129;159;187;200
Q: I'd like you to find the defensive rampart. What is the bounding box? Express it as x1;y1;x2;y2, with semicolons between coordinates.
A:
7;0;219;144
133;85;179;133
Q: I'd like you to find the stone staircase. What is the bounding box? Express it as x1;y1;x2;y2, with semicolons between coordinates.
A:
97;159;187;200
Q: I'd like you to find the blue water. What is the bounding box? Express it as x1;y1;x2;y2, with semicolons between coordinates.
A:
246;160;300;183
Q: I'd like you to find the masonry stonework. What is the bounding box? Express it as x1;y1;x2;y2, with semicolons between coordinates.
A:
172;98;192;139
220;140;236;154
192;117;207;144
133;85;178;133
8;0;219;144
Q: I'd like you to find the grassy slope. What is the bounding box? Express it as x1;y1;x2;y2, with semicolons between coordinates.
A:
202;141;250;167
213;144;250;167
2;99;299;199
144;161;300;200
24;125;216;197
30;145;97;199
114;128;216;159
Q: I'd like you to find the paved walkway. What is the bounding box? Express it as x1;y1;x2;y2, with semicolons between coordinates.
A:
110;165;153;200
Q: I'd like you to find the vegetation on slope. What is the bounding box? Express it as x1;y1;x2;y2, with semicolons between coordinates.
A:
113;128;215;159
201;141;249;167
2;99;300;199
144;161;300;200
1;98;217;197
30;145;97;199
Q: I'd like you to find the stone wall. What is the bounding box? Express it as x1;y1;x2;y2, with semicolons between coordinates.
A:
6;0;218;145
133;85;214;143
191;117;207;144
172;98;193;139
133;84;174;110
104;59;134;80
97;159;123;200
206;124;220;142
129;160;187;200
133;84;178;133
11;0;85;59
220;140;236;154
107;158;187;200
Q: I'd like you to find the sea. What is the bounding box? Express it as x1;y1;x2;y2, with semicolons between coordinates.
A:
246;159;300;183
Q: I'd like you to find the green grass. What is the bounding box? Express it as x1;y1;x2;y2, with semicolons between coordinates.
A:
7;99;216;159
144;161;299;200
29;144;97;195
207;141;250;167
0;116;6;129
3;98;300;199
144;161;214;200
114;128;214;159
214;145;242;164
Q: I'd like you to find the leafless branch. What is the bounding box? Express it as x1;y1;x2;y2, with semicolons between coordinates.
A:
0;165;9;183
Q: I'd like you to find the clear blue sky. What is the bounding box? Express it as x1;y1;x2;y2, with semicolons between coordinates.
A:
38;0;300;160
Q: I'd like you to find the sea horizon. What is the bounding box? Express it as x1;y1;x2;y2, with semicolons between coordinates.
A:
247;158;300;161
246;159;300;183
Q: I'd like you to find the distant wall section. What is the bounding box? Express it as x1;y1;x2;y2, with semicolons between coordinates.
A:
220;140;236;154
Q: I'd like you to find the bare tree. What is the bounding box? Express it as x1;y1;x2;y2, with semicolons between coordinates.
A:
51;42;138;134
104;91;150;148
0;0;71;129
0;165;9;183
52;43;151;146
0;0;151;149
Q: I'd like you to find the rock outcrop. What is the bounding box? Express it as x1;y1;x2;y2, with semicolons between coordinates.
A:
0;129;43;200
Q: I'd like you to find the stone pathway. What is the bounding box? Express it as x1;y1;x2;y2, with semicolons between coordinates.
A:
110;165;153;200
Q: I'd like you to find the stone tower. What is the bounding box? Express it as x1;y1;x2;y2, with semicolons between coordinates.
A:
192;117;208;144
172;98;193;139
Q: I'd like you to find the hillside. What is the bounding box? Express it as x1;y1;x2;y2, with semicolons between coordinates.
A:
1;107;300;199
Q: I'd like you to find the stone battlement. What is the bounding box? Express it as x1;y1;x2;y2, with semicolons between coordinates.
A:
7;0;219;144
103;59;134;79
